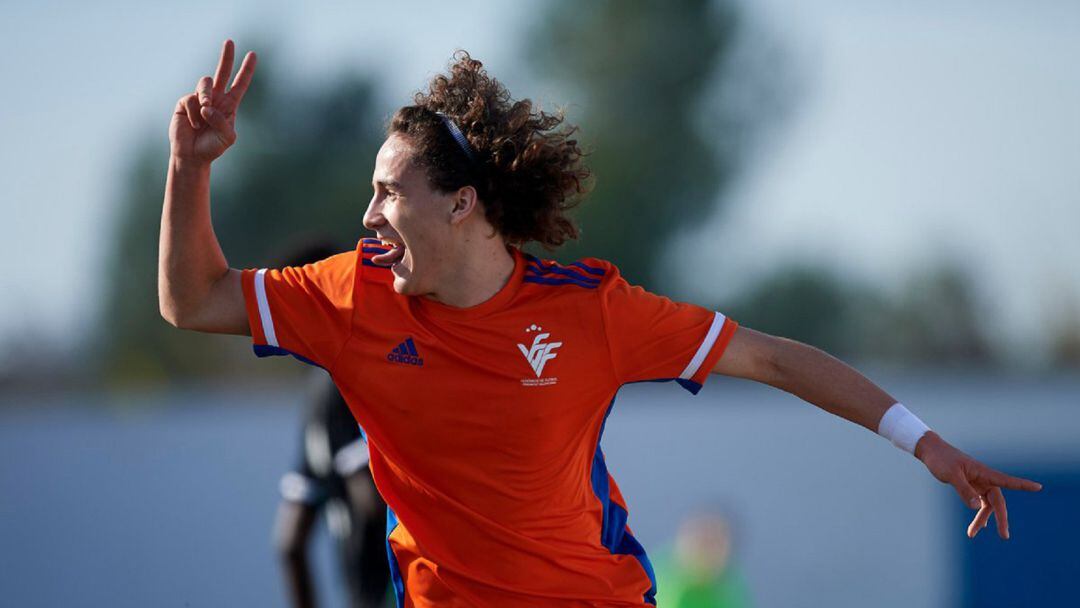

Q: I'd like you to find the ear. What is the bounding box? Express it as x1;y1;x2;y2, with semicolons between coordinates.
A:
448;185;480;226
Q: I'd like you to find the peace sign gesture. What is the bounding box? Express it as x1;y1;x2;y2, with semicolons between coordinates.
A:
170;40;257;165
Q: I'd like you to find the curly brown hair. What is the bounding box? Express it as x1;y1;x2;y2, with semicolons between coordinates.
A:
388;51;589;248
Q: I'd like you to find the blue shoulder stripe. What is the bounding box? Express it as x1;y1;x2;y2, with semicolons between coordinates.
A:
526;262;601;285
570;261;605;276
524;254;607;278
523;275;599;289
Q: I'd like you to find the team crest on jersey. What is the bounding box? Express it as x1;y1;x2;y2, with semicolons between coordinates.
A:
517;324;561;386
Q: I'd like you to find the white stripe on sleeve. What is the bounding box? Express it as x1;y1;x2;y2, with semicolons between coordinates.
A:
679;312;725;380
254;269;279;347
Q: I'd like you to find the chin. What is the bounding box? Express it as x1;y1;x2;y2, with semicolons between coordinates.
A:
391;278;412;295
390;260;429;296
392;274;422;296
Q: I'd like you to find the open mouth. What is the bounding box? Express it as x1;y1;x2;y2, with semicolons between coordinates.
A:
372;238;407;268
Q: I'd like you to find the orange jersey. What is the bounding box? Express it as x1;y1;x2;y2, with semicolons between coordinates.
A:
241;239;738;607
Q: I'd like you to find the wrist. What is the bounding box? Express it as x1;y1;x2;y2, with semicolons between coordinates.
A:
913;430;942;462
877;402;931;456
171;155;212;174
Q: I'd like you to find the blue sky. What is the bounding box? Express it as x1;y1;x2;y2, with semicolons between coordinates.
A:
0;0;524;356
679;1;1080;362
1;0;1077;364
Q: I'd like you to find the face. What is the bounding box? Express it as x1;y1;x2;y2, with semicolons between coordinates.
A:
363;133;459;296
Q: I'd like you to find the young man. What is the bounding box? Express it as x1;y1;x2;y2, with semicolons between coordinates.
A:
159;41;1041;607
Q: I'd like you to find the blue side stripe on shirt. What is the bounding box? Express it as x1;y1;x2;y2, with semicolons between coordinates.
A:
386;508;406;608
590;396;658;605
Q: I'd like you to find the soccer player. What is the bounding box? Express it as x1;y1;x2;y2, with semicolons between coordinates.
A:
159;40;1042;607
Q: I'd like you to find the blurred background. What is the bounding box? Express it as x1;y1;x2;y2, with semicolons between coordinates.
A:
2;0;1077;606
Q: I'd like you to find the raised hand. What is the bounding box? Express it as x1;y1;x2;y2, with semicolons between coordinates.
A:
170;40;257;165
915;431;1042;539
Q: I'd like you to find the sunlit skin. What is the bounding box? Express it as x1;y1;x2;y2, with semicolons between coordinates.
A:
362;133;515;307
160;40;1043;546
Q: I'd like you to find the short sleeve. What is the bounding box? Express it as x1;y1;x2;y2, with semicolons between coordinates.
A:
599;264;738;393
241;250;357;369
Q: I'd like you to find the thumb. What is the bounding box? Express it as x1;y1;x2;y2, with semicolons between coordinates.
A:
200;106;236;145
952;472;983;510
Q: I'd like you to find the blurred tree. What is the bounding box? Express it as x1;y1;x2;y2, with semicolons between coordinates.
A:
1047;296;1080;369
722;263;997;366
877;267;996;365
96;57;382;382
721;266;877;358
1051;326;1080;369
529;0;783;287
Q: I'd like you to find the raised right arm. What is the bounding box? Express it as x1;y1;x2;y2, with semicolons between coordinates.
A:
158;157;246;333
158;40;256;335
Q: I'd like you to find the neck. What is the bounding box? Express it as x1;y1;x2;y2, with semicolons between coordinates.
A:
427;231;515;308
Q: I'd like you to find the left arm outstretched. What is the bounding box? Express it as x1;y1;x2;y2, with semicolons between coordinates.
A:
712;326;1042;539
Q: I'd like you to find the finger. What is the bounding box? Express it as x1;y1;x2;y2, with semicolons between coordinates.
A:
967;499;992;538
952;474;983;510
985;470;1042;493
224;51;257;110
987;487;1009;539
201;106;236;145
183;93;203;130
212;39;235;97
196;76;213;108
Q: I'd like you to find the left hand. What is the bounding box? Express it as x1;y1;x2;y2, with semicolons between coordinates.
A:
915;431;1042;539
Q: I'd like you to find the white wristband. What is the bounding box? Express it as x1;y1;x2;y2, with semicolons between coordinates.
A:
877;403;930;455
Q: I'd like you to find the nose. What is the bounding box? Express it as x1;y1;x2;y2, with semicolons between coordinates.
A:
363;192;385;232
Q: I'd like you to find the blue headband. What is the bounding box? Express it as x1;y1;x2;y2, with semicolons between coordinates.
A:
436;111;476;162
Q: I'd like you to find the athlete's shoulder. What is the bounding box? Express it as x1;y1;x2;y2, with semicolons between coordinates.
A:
274;247;357;295
314;247;358;276
521;252;614;291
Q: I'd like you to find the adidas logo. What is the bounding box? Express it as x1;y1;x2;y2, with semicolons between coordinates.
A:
387;337;424;366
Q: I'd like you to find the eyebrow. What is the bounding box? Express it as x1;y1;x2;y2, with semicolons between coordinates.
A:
375;179;403;190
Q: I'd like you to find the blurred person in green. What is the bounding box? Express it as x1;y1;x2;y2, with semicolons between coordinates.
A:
655;510;752;608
